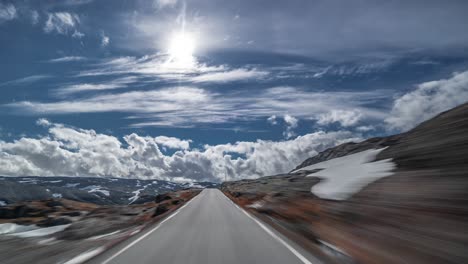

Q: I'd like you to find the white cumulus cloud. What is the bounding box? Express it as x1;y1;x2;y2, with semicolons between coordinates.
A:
267;115;277;125
316;109;362;127
0;120;358;182
154;136;192;150
283;114;298;139
385;70;468;131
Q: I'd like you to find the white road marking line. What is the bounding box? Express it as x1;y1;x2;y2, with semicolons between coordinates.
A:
101;194;199;264
232;199;314;264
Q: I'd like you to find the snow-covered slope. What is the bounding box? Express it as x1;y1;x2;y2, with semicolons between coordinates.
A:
293;148;395;200
0;223;70;238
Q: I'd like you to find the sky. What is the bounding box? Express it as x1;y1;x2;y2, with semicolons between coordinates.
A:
1;0;468;182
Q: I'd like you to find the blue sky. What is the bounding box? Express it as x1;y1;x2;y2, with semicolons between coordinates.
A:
1;0;468;182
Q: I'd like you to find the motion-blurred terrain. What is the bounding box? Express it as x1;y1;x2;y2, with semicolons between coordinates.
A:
222;102;468;264
0;189;200;263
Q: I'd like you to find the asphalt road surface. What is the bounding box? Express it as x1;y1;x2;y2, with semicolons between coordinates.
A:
91;189;317;264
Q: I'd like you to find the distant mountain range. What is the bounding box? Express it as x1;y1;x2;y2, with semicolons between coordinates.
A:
0;176;217;205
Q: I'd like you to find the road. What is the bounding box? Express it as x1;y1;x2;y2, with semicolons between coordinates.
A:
91;189;316;264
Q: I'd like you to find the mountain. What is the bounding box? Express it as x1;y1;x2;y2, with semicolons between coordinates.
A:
0;176;217;205
221;102;468;264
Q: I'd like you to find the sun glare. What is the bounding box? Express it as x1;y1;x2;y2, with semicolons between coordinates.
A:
167;32;196;68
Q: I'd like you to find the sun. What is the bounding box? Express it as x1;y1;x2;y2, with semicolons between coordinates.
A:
167;32;196;68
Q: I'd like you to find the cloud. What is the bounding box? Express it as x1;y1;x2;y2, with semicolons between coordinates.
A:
0;75;52;87
57;84;122;95
283;114;298;139
267;115;277;125
0;120;358;181
62;0;94;5
0;3;16;23
30;10;39;25
72;30;85;39
55;76;137;96
6;86;389;128
154;0;178;9
125;0;468;59
48;56;87;63
356;125;375;132
190;68;268;83
284;114;298;127
385;70;468;131
36;118;51;127
312;59;396;78
154;136;191;150
76;54;263;84
44;12;80;35
316;109;363;127
101;34;110;47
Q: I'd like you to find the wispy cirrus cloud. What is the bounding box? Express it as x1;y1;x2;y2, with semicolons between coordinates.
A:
190;68;268;83
6;86;389;128
0;75;52;87
48;56;87;63
76;54;267;83
54;76;138;96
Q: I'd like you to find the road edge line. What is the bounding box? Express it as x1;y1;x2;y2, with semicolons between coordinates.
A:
223;192;314;264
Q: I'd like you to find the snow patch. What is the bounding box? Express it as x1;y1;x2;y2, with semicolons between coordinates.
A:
52;193;62;198
82;185;110;196
46;180;63;183
247;200;265;209
0;223;38;235
128;189;142;204
0;201;7;206
128;184;151;204
294;148;395;200
0;223;70;238
19;180;38;184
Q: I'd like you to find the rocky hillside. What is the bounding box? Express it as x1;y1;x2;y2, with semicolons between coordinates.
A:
0;176;217;205
0;189;200;264
222;102;468;264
